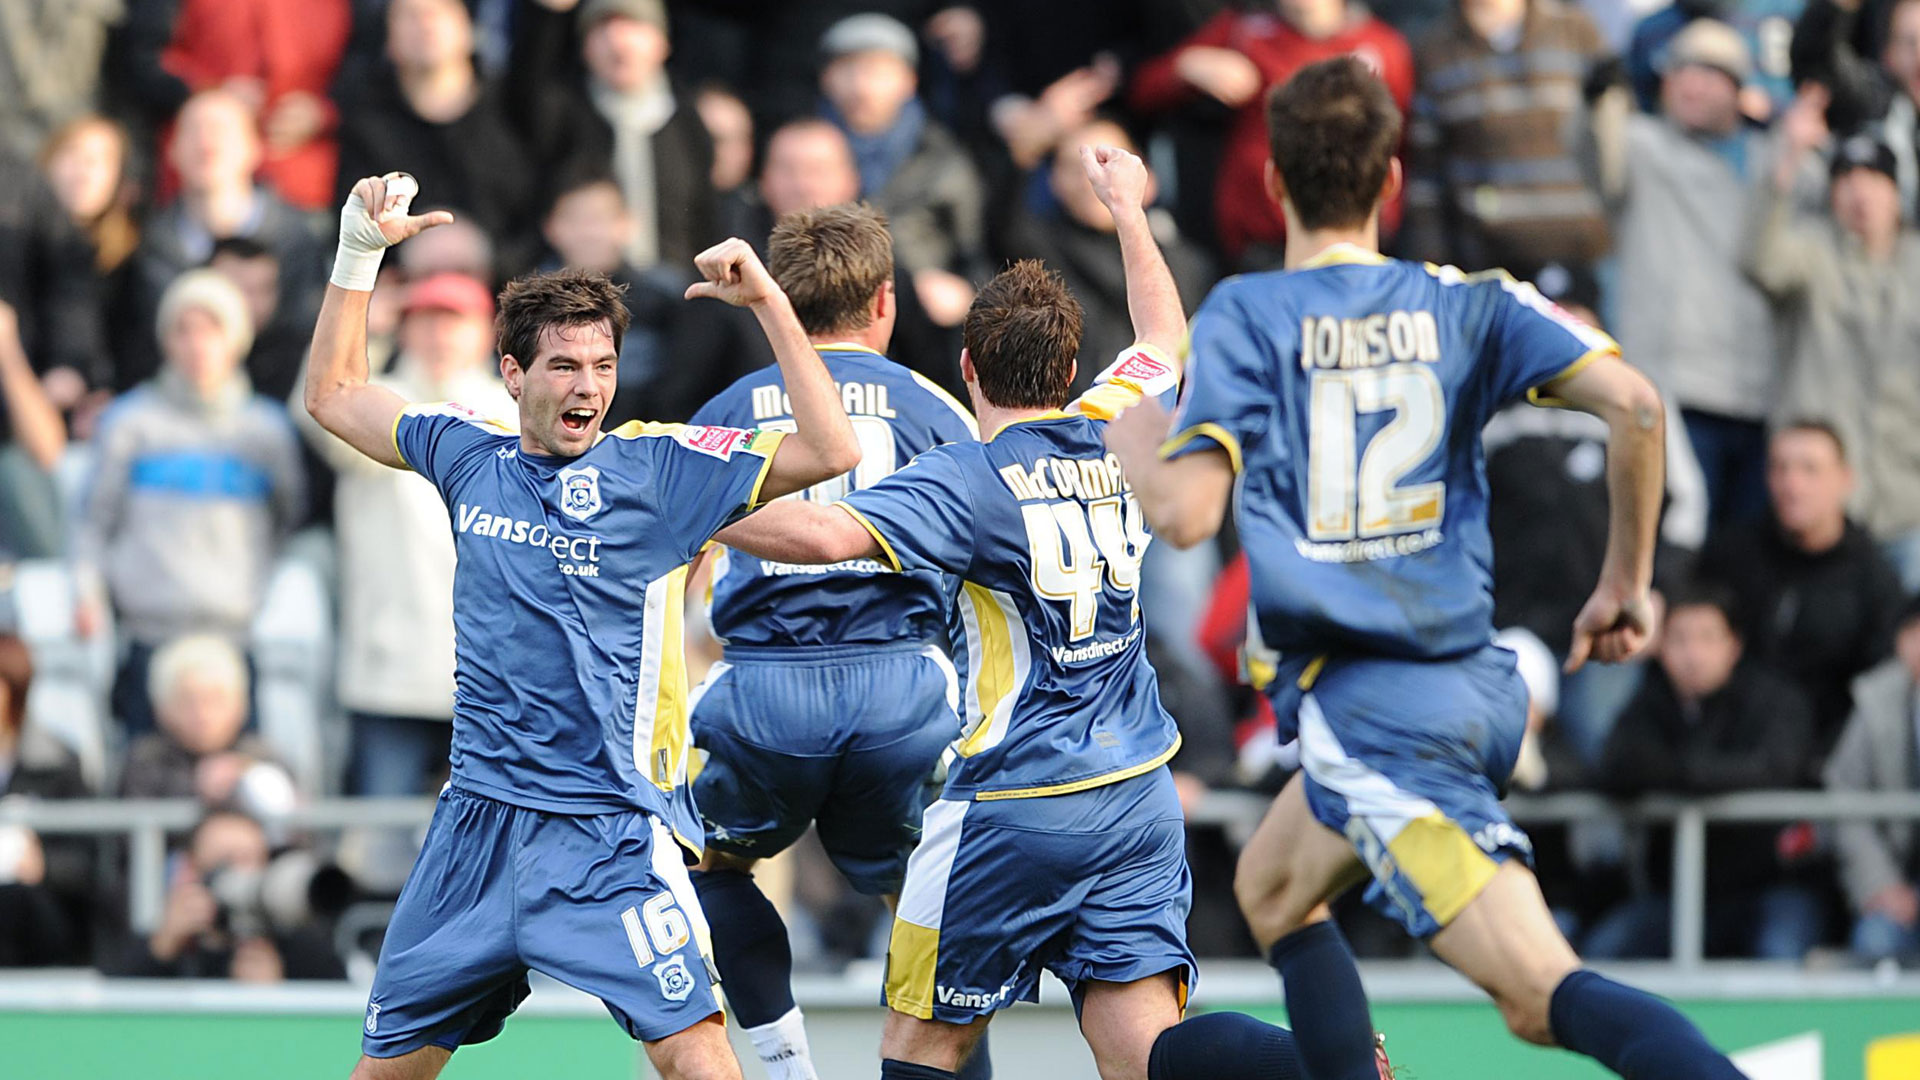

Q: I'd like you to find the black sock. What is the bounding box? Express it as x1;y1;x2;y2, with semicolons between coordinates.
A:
1148;1012;1303;1080
881;1060;958;1080
1266;921;1378;1080
954;1028;992;1080
688;868;794;1028
1548;969;1745;1079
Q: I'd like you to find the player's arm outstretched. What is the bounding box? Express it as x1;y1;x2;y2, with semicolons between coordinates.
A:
304;173;454;469
1081;144;1186;359
713;499;882;566
685;239;861;500
1547;357;1666;671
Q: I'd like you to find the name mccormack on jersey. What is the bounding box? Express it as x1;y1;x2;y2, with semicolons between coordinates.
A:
456;503;604;577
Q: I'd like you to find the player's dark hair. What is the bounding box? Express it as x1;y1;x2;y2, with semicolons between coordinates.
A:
768;202;894;336
1773;417;1849;464
963;260;1082;410
1266;57;1403;231
1663;581;1740;634
495;267;632;369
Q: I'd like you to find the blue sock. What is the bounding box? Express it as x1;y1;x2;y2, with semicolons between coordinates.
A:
955;1029;992;1080
881;1060;957;1080
1149;1012;1303;1080
689;868;794;1028
1266;921;1378;1080
1548;970;1745;1079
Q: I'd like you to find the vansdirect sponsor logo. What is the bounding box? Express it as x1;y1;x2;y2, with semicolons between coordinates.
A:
935;979;1018;1011
757;557;891;577
456;503;604;577
1050;625;1142;665
1294;528;1444;564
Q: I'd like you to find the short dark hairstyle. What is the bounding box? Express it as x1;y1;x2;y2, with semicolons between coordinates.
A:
1266;57;1403;231
209;236;274;263
1664;581;1740;633
963;260;1082;410
768;203;894;335
495;267;631;368
1773;418;1849;464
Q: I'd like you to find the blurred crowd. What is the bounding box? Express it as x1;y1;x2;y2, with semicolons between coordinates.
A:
2;0;1920;983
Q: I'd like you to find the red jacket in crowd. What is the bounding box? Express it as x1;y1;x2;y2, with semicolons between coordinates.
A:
160;0;350;209
1131;7;1414;263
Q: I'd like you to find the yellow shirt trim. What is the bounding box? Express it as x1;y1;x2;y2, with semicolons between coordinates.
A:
813;341;885;356
970;736;1182;801
743;431;787;510
1527;345;1619;408
833;502;902;572
1298;654;1329;690
390;409;410;470
1159;423;1244;474
1299;243;1390;269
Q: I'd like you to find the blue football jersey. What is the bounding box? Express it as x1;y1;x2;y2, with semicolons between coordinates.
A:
392;403;786;851
1163;245;1618;662
839;346;1184;800
693;345;978;648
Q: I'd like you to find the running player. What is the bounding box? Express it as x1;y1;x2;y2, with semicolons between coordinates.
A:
713;146;1330;1080
682;202;982;1080
304;173;860;1080
1106;59;1747;1080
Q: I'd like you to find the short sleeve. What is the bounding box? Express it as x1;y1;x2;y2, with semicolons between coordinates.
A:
1072;342;1183;420
641;423;788;562
1482;277;1621;408
1160;286;1278;473
393;403;517;489
837;448;977;577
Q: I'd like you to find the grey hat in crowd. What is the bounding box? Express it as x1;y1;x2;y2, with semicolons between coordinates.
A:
820;13;918;67
156;268;254;359
580;0;666;32
1659;19;1752;84
1831;132;1898;181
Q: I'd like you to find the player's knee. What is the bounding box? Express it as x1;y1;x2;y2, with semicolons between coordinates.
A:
697;849;757;875
646;1016;741;1080
1492;989;1556;1046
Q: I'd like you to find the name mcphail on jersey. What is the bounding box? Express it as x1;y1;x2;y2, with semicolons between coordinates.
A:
1300;310;1443;370
455;503;604;577
997;452;1130;503
751;381;899;421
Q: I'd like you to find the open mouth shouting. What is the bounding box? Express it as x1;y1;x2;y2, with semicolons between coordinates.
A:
559;407;598;436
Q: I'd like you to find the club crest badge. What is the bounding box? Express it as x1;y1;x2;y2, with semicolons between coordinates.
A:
365;1002;381;1035
653;954;696;1002
558;464;603;521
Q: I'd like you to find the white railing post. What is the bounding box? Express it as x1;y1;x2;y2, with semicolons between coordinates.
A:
1671;804;1707;970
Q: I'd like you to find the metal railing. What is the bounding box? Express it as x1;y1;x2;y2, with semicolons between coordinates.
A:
8;790;1920;969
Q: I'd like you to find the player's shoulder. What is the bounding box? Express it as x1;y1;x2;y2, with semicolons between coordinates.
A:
402;400;518;435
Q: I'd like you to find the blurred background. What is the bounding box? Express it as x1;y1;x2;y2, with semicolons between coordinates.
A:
1;0;1919;1075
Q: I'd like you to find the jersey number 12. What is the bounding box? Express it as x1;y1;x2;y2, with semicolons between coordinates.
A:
1306;365;1446;541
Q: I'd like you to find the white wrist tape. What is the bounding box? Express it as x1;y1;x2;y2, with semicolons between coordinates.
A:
330;172;419;292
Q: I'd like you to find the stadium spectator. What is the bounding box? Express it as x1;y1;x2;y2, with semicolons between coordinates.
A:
128;89;328;390
0;148;108;409
1790;0;1919;213
105;808;345;980
39;115;142;415
1402;0;1616;281
118;634;296;814
1626;1;1802;119
1605;19;1783;526
115;0;351;210
1000;119;1216;393
73;270;306;737
697;84;756;196
1695;422;1901;774
0;0;118;161
209;238;307;403
504;0;717;276
337;0;543;277
1749;110;1920;585
818;14;986;328
0;633;95;967
1825;594;1920;963
0;300;67;562
297;273;511;795
1129;0;1415;268
1589;587;1824;959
